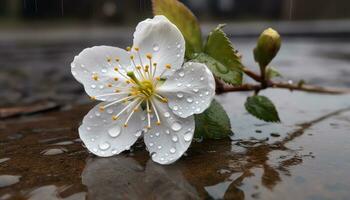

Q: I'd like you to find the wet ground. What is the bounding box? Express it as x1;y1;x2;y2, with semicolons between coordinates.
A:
1;27;350;199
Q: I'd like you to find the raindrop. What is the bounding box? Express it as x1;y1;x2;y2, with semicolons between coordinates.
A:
165;129;170;134
186;83;191;87
177;93;184;98
184;131;192;142
173;106;179;111
99;142;110;150
157;145;162;149
149;142;154;147
111;149;118;154
177;44;181;48
151;152;157;157
72;71;77;76
87;126;91;131
205;91;210;95
91;84;96;89
135;130;142;137
193;88;199;93
101;68;107;73
200;76;204;81
176;54;181;58
179;71;185;77
153;43;160;52
93;148;98;152
108;126;122;137
95;111;101;117
164;112;170;117
155;132;160;137
170;148;176;154
186;98;193;103
172;135;178;142
99;85;104;89
177;83;182;87
195;108;200;112
171;122;182;131
107;108;113;114
91;138;95;142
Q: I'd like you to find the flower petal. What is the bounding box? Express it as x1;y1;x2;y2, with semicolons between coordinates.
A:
71;46;132;101
157;62;216;118
79;102;146;157
144;98;195;165
132;15;185;78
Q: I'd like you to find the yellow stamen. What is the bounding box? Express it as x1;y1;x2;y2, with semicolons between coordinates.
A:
126;46;131;51
114;77;119;81
92;74;99;81
156;121;161;125
165;64;171;69
90;96;96;100
130;55;134;60
107;83;112;88
112;115;118;120
155;76;161;81
115;89;120;93
99;106;105;112
146;53;152;59
107;57;111;62
115;57;120;62
124;124;128;127
134;47;139;51
136;66;141;70
114;67;119;71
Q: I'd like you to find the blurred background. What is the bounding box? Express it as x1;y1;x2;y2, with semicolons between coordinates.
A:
1;0;350;107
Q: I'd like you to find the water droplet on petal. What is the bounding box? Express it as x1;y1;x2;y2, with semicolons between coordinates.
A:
149;142;154;147
176;54;180;58
186;83;191;87
91;138;95;142
170;148;176;153
186;98;193;103
91;84;96;89
171;122;182;131
193;88;199;93
164;112;170;118
172;135;178;142
151;152;156;157
155;132;160;137
108;126;121;138
200;76;204;81
177;93;184;98
184;131;193;142
111;149;118;154
177;44;181;48
165;129;170;134
72;71;77;76
157;145;162;149
153;43;160;52
101;68;107;73
177;83;182;87
107;108;113;114
135;130;142;137
87;126;91;131
179;71;185;77
95;111;101;117
173;106;179;111
99;142;110;150
205;91;210;95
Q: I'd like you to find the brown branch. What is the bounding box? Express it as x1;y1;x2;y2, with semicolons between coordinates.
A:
218;82;350;95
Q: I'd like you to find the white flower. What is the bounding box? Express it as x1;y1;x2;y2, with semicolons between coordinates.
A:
71;15;215;164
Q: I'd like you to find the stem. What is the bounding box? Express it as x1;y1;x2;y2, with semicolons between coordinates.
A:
216;65;350;95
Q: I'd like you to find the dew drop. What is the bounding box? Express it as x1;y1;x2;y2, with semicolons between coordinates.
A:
186;83;191;87
186;98;193;103
165;129;170;134
101;68;107;73
93;148;98;152
184;131;193;142
177;93;184;98
91;138;95;142
177;83;182;87
91;84;96;89
157;145;162;149
170;148;176;154
164;112;170;118
135;130;142;137
177;44;181;48
205;91;210;95
95;111;101;117
193;88;199;93
200;76;204;81
153;43;160;52
108;126;121;138
99;142;110;150
87;126;91;131
172;135;178;142
173;106;179;111
179;71;185;77
99;85;104;89
107;108;113;114
176;54;180;58
149;142;154;147
171;122;182;131
155;132;160;137
111;149;118;154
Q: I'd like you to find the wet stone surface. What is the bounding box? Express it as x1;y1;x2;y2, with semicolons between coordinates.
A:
1;34;350;199
1;91;350;199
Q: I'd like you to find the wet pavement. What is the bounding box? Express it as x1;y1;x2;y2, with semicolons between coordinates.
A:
1;28;350;199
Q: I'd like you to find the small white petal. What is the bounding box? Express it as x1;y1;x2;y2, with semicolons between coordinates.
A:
79;102;146;157
71;46;132;101
144;98;194;165
157;62;216;118
132;15;185;78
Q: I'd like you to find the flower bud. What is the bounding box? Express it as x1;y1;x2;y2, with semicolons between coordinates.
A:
254;28;281;67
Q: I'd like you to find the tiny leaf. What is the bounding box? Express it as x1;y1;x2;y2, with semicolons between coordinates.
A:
194;99;232;139
266;66;282;80
197;24;243;85
245;95;280;122
152;0;202;58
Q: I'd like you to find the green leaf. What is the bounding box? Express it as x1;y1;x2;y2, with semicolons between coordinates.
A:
152;0;202;58
194;24;243;85
265;66;282;80
194;99;232;139
245;95;281;122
